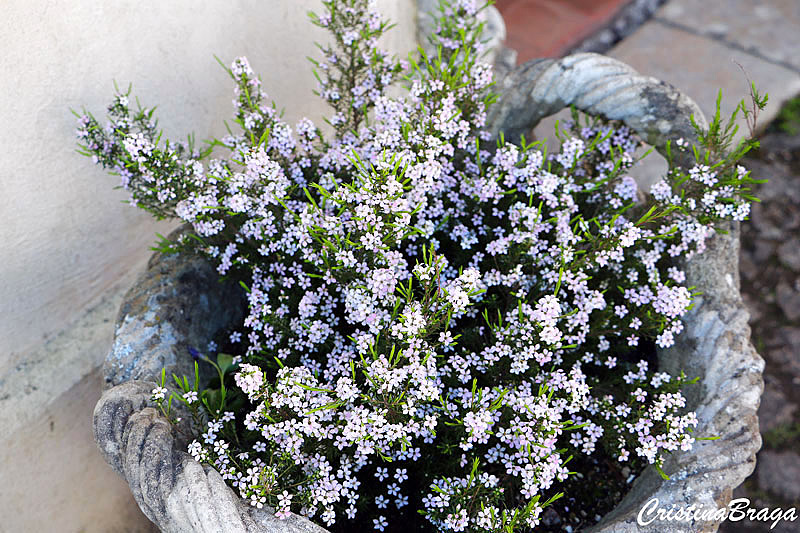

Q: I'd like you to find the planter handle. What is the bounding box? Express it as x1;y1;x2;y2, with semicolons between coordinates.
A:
487;53;708;163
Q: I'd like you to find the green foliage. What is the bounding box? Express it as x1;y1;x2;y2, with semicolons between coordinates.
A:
770;94;800;136
763;420;800;450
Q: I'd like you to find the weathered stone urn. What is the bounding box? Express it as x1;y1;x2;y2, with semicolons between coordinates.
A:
93;5;764;532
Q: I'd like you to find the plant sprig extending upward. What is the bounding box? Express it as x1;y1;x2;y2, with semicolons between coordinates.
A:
76;1;763;531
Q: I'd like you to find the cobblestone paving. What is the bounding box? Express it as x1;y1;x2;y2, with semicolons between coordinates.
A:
718;125;800;533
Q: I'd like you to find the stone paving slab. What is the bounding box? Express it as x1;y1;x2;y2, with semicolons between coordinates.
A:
757;450;800;501
657;0;800;74
758;379;798;434
609;19;800;142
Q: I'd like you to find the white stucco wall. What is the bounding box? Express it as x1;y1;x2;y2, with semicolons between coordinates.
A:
0;1;416;530
0;0;416;374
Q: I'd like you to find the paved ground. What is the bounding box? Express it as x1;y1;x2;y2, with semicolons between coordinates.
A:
498;1;800;531
719;124;800;533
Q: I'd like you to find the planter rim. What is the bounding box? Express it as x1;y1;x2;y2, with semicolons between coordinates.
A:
93;8;764;532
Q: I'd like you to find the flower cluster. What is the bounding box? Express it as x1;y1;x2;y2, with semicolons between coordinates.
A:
76;0;761;531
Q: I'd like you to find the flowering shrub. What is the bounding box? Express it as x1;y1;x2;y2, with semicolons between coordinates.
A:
76;0;763;531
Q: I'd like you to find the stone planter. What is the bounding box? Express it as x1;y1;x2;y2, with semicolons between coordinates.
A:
92;11;764;533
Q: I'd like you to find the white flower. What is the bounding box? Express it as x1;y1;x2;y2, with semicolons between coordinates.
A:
394;468;408;483
373;516;388;531
375;495;388;509
235;364;264;398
